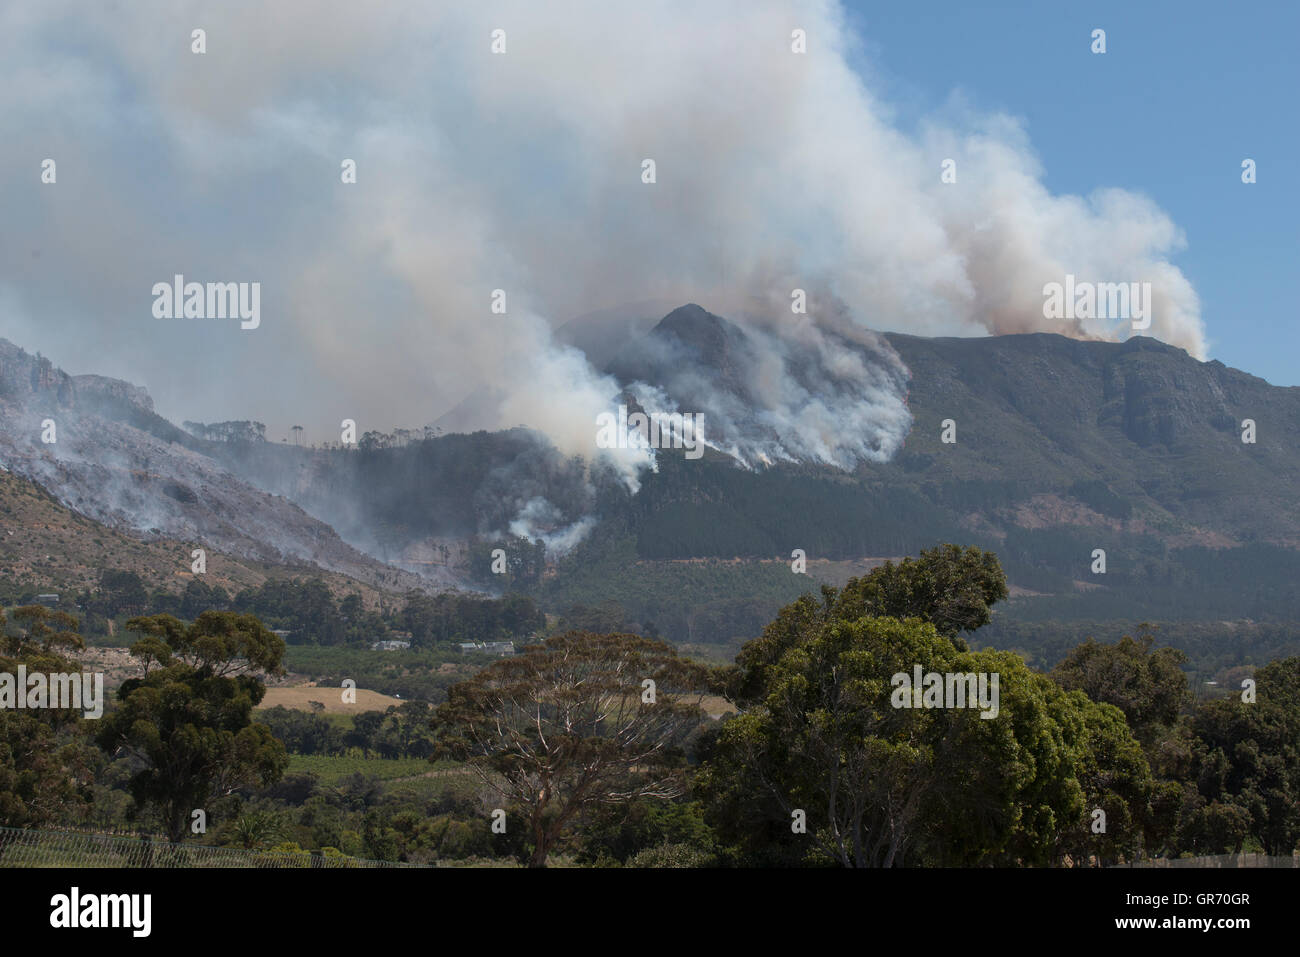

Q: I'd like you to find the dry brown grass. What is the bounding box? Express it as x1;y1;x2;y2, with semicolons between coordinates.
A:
258;684;406;714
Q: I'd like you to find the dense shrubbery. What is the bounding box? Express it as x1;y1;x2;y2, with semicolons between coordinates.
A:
281;646;474;703
259;705;436;759
980;618;1300;676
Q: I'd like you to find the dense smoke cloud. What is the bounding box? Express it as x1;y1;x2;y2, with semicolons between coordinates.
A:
0;0;1204;480
612;300;913;469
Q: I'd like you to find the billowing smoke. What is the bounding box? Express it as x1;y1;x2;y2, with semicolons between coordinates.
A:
612;301;913;470
471;436;611;551
0;1;1205;552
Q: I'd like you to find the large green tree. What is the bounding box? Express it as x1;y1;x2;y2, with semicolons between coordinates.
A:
1185;657;1300;855
434;631;709;867
95;611;289;842
700;614;1114;866
0;608;96;828
726;544;1008;704
1052;692;1155;866
8;605;83;656
1050;630;1190;746
700;547;1152;866
834;544;1010;645
1050;629;1190;858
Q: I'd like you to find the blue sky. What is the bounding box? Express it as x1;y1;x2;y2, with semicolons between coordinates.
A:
844;0;1300;385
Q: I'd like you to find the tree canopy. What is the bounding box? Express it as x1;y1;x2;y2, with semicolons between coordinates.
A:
434;631;710;866
1050;629;1189;745
1185;657;1300;855
95;611;289;842
0;608;96;828
699;547;1152;866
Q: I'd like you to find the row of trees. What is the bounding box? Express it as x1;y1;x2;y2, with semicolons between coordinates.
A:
183;420;267;443
400;590;543;646
81;570;543;648
5;544;1299;864
259;703;436;759
464;535;548;588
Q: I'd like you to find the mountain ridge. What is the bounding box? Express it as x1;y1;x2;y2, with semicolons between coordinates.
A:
5;302;1300;638
0;337;431;594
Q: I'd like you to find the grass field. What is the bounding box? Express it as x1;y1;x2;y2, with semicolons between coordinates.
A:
285;754;440;784
259;685;405;714
697;694;735;718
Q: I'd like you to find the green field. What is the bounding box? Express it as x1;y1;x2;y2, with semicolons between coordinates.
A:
286;754;440;785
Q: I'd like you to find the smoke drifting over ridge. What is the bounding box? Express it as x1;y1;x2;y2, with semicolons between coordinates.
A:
1;1;1204;481
610;302;913;470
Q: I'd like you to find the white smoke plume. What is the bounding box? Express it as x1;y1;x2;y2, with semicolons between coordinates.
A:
0;0;1204;493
